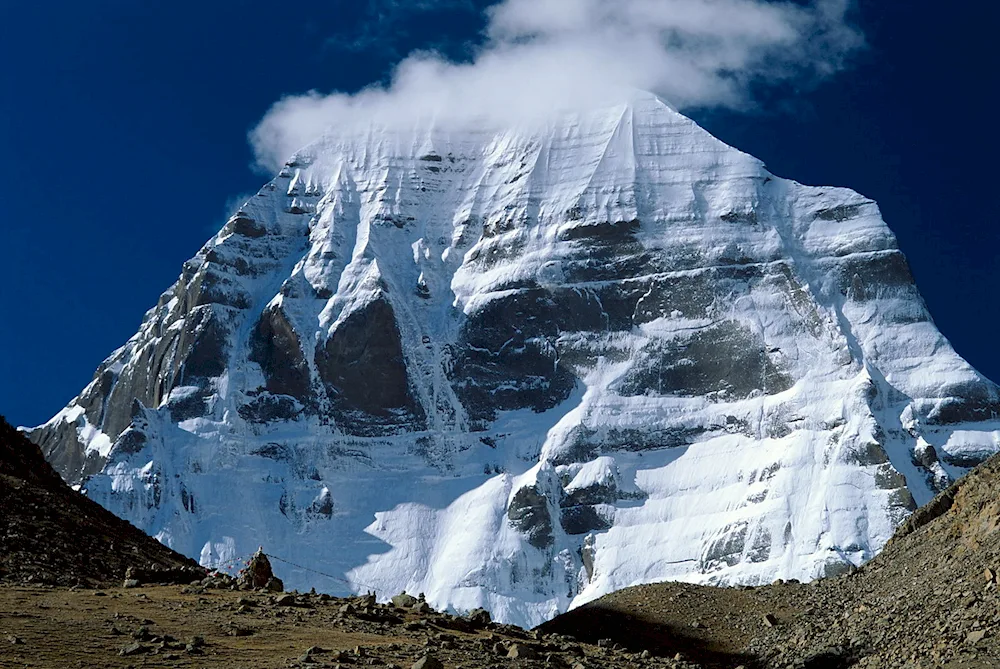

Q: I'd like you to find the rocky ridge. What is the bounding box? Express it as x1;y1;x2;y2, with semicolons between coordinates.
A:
0;415;202;587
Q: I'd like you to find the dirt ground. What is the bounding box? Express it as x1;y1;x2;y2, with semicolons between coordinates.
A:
0;584;703;669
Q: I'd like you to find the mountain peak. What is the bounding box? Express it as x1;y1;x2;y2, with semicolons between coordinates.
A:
28;98;1000;627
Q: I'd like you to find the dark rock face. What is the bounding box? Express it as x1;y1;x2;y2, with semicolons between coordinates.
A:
315;297;425;434
28;303;234;476
103;305;229;435
28;416;105;484
615;321;792;400
224;213;268;238
189;268;252;310
238;394;302;424
309;490;333;518
560;505;612;535
507;486;554;549
562;480;618;508
923;379;1000;425
177;307;230;383
450;290;577;424
112;426;148;455
249;304;312;403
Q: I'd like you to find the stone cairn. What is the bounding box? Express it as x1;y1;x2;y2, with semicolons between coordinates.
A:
237;548;284;592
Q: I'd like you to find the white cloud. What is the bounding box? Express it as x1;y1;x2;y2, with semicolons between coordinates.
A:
250;0;862;170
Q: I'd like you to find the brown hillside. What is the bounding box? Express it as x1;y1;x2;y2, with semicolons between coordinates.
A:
0;415;202;587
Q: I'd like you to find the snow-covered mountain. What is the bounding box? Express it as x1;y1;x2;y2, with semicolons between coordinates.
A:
28;91;1000;627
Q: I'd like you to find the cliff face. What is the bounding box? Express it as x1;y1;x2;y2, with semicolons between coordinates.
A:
28;91;1000;626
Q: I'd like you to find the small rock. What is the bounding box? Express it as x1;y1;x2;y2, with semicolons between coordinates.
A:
119;642;148;657
968;630;987;644
275;594;297;606
123;579;140;589
507;643;539;660
5;634;24;645
412;601;432;614
411;654;444;669
987;568;997;583
762;613;778;627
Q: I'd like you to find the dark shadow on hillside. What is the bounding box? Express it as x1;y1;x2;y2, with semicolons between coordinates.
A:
539;603;868;669
538;604;761;668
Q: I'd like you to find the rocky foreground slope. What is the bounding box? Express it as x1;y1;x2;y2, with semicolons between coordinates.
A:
27;90;1000;626
0;416;200;586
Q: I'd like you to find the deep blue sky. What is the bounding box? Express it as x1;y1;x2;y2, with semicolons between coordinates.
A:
1;1;997;428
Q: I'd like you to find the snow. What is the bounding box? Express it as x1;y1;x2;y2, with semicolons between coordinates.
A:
36;90;1000;629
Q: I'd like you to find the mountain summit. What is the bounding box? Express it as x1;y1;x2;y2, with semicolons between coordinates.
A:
28;91;1000;626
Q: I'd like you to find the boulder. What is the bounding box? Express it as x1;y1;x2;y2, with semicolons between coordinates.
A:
411;655;444;669
467;607;492;626
392;592;418;608
507;643;539;659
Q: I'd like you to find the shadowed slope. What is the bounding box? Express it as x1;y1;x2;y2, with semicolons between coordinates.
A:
0;415;201;586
